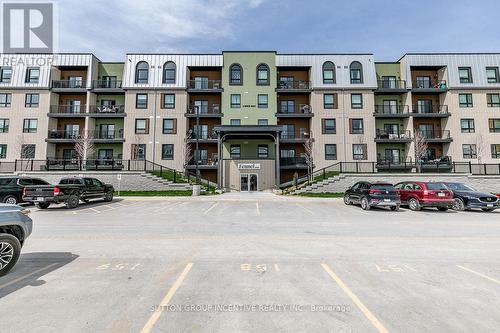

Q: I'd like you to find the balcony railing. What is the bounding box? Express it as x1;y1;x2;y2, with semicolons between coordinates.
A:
50;104;86;114
374;105;409;115
186;80;222;90
377;157;414;166
375;130;412;140
280;157;308;166
89;105;125;114
187;104;221;115
412;79;447;89
89;130;124;140
412;104;449;115
277;80;311;90
187;157;218;166
52;80;86;89
92;80;122;89
416;129;451;140
47;130;81;140
186;129;217;140
280;129;311;140
377;80;406;89
277;104;312;115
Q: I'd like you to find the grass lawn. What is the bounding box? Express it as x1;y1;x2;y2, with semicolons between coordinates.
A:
296;192;344;198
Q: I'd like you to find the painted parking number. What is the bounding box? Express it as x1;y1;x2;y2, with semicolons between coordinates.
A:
96;263;141;271
241;263;280;273
375;264;417;272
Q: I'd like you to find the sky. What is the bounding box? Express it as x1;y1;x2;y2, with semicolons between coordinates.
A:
55;0;500;62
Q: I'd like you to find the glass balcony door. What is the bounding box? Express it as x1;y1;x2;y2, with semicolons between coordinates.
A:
383;100;398;114
194;76;208;89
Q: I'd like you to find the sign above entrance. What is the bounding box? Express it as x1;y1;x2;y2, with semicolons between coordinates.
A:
238;163;261;170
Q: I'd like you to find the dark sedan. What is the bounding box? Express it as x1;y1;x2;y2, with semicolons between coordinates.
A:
344;181;401;211
444;182;500;212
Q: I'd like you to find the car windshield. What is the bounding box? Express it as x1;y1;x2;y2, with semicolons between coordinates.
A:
426;183;448;191
444;183;475;191
371;184;395;191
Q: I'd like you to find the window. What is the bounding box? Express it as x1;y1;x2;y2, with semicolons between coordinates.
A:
350;118;364;134
258;119;268;126
230;64;242;85
462;144;477;159
459;93;473;107
281;124;295;139
486;67;499;83
458;67;472;83
380;76;397;89
193;124;208;139
230;145;241;158
21;144;35;159
25;93;39;107
323;94;336;109
231;94;241;108
162;94;175;109
258;145;269;158
461;119;475;133
322;119;336;134
280;100;295;113
0;67;12;83
280;149;295;158
163;62;176;84
0;93;11;107
230;119;241;126
351;94;363;109
415;76;431;88
353;144;367;160
489;119;500;133
135;61;149;83
25;67;40;83
161;144;174;160
194;76;209;89
487;94;500;107
0;144;6;158
256;64;269;85
131;144;146;160
100;76;117;89
492;144;500;158
322;61;335;84
163;119;176;134
23;119;37;133
0;119;8;133
136;94;148;109
325;144;337;160
350;61;363;84
258;94;268;108
135;119;149;134
68;76;83;88
417;99;433;113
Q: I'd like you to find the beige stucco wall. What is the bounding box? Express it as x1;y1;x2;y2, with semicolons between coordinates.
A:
223;159;275;191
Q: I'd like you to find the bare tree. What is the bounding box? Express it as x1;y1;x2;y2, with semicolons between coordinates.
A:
475;134;486;164
302;137;314;182
413;130;428;173
183;131;194;177
15;135;35;171
74;130;95;170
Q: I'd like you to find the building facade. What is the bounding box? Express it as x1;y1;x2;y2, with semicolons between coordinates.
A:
1;52;500;191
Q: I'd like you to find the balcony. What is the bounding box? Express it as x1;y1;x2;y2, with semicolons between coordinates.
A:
374;130;412;143
46;130;81;142
417;130;453;143
376;157;415;171
89;105;126;117
412;105;450;117
186;130;217;143
373;105;410;118
186;80;222;93
92;80;123;92
185;156;218;170
276;104;313;118
280;156;308;169
89;130;125;143
49;105;87;117
186;104;222;117
420;156;453;172
376;80;407;94
411;79;447;94
51;80;87;92
280;130;311;143
276;80;312;93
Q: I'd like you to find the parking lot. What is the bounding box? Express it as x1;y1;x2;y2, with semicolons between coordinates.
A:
1;193;500;333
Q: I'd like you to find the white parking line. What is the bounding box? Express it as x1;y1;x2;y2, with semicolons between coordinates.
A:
0;263;59;290
296;203;314;215
203;202;219;215
256;202;261;215
457;265;500;285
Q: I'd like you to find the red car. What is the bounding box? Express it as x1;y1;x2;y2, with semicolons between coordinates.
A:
394;181;454;211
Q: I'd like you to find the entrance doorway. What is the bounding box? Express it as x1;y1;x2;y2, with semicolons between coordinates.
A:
240;174;258;192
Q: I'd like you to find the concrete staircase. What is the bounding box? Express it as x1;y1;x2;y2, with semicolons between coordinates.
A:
140;173;192;191
291;175;346;195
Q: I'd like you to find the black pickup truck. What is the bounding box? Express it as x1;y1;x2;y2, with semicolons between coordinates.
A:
23;177;114;209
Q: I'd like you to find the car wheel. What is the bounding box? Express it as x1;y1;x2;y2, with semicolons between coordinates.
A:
65;195;79;209
390;205;400;211
103;191;113;202
408;198;420;211
437;207;448;212
36;202;50;209
343;194;351;205
2;195;18;205
452;198;465;211
361;197;370;210
0;233;21;277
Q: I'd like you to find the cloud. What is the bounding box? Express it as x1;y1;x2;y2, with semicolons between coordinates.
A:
248;0;266;8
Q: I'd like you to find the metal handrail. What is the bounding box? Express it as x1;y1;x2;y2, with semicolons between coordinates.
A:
277;80;311;89
412;104;449;114
52;80;87;89
49;104;86;114
277;104;312;114
412;79;447;89
377;80;406;89
186;80;222;90
375;130;412;139
374;105;409;114
92;80;122;89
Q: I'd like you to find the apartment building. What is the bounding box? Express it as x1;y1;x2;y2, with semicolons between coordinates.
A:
1;52;500;191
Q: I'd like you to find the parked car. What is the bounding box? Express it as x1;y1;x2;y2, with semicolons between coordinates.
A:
0;177;51;205
344;181;401;211
0;204;32;276
394;181;454;211
23;177;114;209
443;182;500;212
